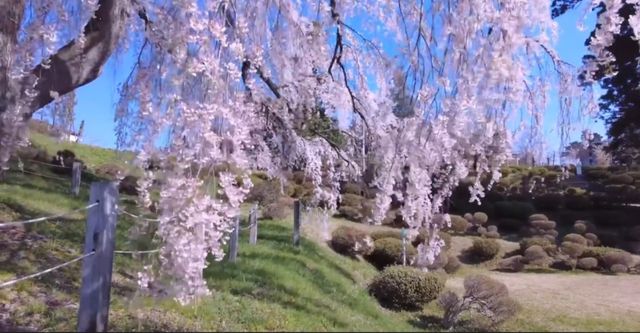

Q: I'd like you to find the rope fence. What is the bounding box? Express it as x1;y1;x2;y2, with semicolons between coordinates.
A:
0;252;95;289
119;209;160;222
114;249;161;255
0;202;99;228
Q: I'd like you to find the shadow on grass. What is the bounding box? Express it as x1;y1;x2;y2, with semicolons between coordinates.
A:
407;314;444;330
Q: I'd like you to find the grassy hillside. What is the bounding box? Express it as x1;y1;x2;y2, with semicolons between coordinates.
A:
0;158;424;331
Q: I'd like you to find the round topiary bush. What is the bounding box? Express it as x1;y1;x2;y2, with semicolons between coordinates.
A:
469;238;500;261
602;251;634;270
497;255;524;272
563;233;588;246
485;231;501;239
366;237;417;270
610;264;628;274
444;254;461;274
577;257;598;270
472;212;488;225
524;245;550;267
573;222;587;234
584;233;599;246
487;225;498;233
368;266;445;311
607;174;634;185
560;241;585;259
519;237;553;253
449;215;470;234
369;230;402;241
528;214;549;222
330;226;373;257
464;213;473;222
412;229;452;250
530;219;556;230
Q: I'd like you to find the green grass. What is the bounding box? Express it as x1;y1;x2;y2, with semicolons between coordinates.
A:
29;131;135;171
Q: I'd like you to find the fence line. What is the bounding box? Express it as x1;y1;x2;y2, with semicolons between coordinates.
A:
10;169;70;182
0;252;95;289
114;249;161;255
25;159;69;169
0;202;99;228
119;209;160;222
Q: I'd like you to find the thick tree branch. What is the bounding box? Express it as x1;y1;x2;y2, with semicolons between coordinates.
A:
26;0;129;115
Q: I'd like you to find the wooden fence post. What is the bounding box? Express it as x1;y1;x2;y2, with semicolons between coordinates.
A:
293;200;301;246
71;162;81;196
249;203;258;245
228;217;239;262
77;182;118;332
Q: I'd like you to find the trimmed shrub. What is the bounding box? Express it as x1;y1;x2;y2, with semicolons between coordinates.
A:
602;252;634;269
439;275;518;330
573;222;587;234
337;206;363;222
485;231;501;239
340;193;364;208
495;201;535;220
610;264;628;274
412;230;452;250
342;182;362;195
247;179;281;205
528;214;548;222
584;233;600;246
560;241;585;259
261;197;292;220
94;163;125;179
519;237;553;253
428;251;449;271
477;226;487;235
449;215;470;234
463;213;473;222
563;233;588;246
469;238;500;261
119;175;139;196
368;266;445;311
444;255;461;274
487;225;498;233
551;255;577;271
330;226;373;257
577;257;598;270
472;212;488;225
607;174;634;185
370;230;402;241
497;255;524;272
566;187;587;196
367;238;417;270
530;219;556;230
524;245;550;267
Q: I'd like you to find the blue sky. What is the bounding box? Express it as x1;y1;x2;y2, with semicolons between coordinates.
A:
55;4;604;156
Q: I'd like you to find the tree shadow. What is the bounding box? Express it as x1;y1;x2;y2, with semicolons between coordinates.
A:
408;314;444;330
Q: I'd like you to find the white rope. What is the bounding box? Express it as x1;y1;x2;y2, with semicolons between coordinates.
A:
114;249;161;255
0;252;95;289
119;210;159;222
10;169;69;182
0;202;99;228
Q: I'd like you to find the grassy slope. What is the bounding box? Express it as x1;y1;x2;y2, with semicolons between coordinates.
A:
0;159;422;331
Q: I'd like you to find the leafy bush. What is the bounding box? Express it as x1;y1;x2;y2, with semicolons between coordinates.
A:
533;193;564;211
444;255;461;274
368;266;445;311
560;241;585;259
497;255;524;272
602;252;634;269
607;174;634;185
337;206;363;222
519;237;553;253
439;274;518;330
341;182;362;195
494;201;535;220
580;246;627;262
366;238;417;270
610;264;628;274
528;213;548;222
369;230;402;241
577;257;598;270
449;215;470;234
563;233;588;246
246;179;281;205
340;193;364;208
469;238;500;261
119;175;139;196
94;163;125;179
330;226;374;257
472;212;488;225
261;197;292;220
523;245;550;267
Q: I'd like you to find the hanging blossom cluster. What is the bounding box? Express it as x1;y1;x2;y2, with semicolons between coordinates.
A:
2;0;624;303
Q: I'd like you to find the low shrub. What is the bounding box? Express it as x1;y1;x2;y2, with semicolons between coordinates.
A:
610;264;628;273
412;230;452;250
528;213;548;222
563;233;588;246
342;182;362;195
337;206;363;222
573;221;587;234
366;237;417;270
368;266;445;311
246;179;281;205
560;241;585;259
607;174;634;185
602;251;634;269
94;163;125;179
472;212;488;225
444;255;461;274
261;197;292;220
439;274;518;330
330;226;374;257
584;233;600;246
369;229;402;241
530;219;556;230
487;225;498;233
469;238;500;261
577;257;598;270
340;193;364;208
497;255;524;272
519;237;553;253
485;231;501;239
119;175;139;196
449;215;470;234
523;245;550;267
